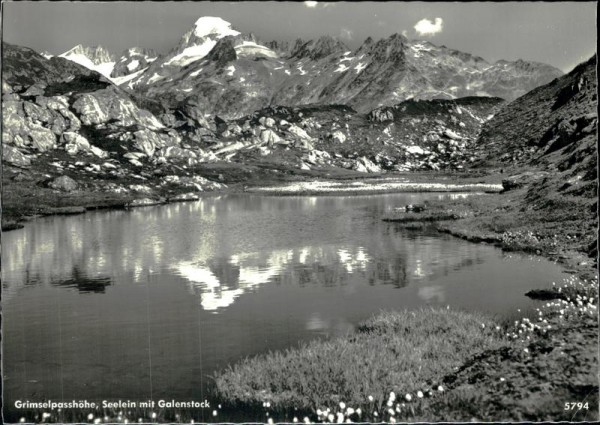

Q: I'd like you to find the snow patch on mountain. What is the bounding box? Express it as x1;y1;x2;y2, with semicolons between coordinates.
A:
127;60;140;71
166;40;218;67
334;64;349;73
147;72;165;84
354;62;367;73
113;67;148;87
234;41;277;58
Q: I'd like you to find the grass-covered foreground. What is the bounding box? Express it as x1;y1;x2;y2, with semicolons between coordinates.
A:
214;308;506;417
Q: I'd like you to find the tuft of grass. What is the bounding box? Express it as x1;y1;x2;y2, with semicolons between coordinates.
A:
214;308;505;412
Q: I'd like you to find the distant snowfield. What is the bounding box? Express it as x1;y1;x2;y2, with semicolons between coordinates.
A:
112;67;148;87
246;179;503;194
59;53;115;79
166;41;217;67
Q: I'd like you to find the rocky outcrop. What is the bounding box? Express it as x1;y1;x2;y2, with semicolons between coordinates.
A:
48;175;78;192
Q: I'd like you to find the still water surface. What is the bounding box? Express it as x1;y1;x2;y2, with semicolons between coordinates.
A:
2;193;567;418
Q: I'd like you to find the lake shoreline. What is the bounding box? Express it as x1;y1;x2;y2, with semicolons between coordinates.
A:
1;171;502;231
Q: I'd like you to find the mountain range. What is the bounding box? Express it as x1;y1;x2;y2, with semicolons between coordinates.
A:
52;16;563;119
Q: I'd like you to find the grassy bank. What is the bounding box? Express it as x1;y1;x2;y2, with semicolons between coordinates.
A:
214;282;598;422
215;308;506;418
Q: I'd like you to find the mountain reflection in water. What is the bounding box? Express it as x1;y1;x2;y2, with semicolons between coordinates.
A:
3;193;484;310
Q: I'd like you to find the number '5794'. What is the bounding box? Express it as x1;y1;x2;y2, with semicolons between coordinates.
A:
564;402;589;410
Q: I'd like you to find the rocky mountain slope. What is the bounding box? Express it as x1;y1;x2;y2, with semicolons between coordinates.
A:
477;54;597;256
210;96;504;173
111;47;158;79
2;42;226;211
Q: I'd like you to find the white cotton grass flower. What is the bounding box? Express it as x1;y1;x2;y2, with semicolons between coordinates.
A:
417;391;424;398
346;408;355;415
336;412;344;423
328;414;335;422
437;385;444;392
268;418;274;425
212;410;217;417
339;402;346;410
368;395;374;402
87;414;94;421
388;408;395;416
293;417;298;423
151;412;157;419
405;393;412;402
386;400;394;407
304;417;310;424
389;391;396;401
355;408;362;416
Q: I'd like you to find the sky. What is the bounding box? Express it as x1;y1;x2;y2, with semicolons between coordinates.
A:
1;1;597;72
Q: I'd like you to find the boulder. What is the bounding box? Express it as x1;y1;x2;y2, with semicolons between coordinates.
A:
265;117;276;128
170;192;200;202
23;102;53;123
288;124;312;141
30;127;57;152
133;129;164;157
49;175;78;192
61;132;91;155
353;157;381;173
260;129;281;145
443;129;463;140
127;198;164;208
90;145;109;158
3;144;31;167
72;94;110;125
330;130;346;144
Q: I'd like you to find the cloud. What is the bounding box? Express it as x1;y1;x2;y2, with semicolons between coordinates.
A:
304;1;318;7
402;30;408;37
414;17;443;37
340;27;353;41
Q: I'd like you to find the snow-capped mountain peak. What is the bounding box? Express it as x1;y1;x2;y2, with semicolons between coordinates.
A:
166;17;243;67
192;16;240;39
